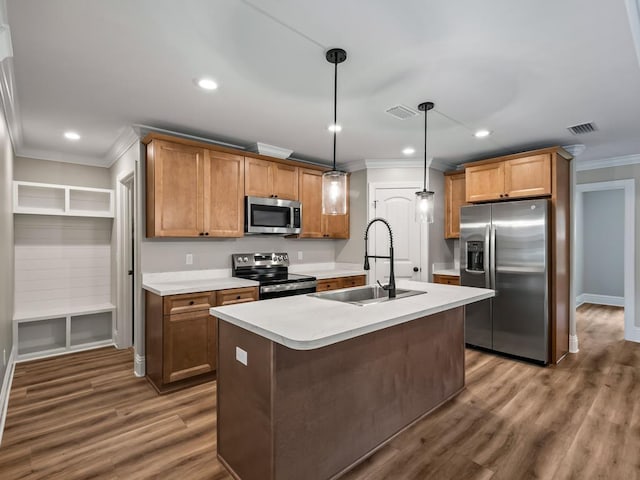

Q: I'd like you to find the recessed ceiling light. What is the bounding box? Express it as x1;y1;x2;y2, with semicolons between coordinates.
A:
474;129;491;138
64;131;81;141
402;147;415;155
328;124;342;133
196;78;218;90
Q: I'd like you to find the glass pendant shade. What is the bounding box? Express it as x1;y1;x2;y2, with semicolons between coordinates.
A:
415;190;435;224
322;170;348;215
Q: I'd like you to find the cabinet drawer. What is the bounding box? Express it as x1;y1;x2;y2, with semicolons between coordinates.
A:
433;274;460;286
340;275;366;288
216;287;258;306
316;279;342;292
163;292;215;315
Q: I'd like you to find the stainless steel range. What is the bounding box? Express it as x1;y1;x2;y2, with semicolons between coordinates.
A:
231;252;317;300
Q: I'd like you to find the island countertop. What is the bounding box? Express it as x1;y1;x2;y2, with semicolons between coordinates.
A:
210;280;494;350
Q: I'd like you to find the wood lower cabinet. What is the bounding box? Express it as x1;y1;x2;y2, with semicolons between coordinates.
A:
444;171;467;239
316;275;366;292
432;274;460;286
146;139;244;238
298;168;350;239
145;287;258;393
465;153;551;203
245;157;298;200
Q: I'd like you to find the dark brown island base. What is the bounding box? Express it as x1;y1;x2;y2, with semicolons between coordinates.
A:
211;280;493;480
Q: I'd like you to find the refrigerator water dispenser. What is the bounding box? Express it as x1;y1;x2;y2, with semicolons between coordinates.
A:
466;241;484;272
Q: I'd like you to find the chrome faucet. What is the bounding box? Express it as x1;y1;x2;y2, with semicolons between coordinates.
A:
363;217;396;298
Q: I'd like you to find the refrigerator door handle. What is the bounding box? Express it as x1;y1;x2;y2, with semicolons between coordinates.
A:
490;225;497;290
484;224;490;288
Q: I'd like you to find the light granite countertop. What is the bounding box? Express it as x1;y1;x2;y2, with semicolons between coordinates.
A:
210;280;494;350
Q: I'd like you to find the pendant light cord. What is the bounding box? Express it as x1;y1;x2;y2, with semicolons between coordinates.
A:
423;104;427;192
332;59;338;172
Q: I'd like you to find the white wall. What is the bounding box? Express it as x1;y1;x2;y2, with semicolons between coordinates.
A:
0;95;13;387
580;189;625;298
577;164;640;327
14;156;111;188
335;169;366;264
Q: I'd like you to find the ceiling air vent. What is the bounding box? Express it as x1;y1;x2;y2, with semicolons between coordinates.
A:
385;104;419;120
567;122;597;135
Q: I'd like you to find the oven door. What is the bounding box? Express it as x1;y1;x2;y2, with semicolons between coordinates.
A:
260;281;317;300
245;196;301;234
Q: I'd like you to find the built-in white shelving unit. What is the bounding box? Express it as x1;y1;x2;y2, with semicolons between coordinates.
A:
14;305;115;361
13;180;116;361
13;181;114;217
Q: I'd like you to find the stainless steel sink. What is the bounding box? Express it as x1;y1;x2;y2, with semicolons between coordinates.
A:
309;285;426;306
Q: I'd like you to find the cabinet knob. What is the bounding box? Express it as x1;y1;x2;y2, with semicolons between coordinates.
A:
504;193;509;197
205;232;209;236
236;295;241;299
499;194;504;198
189;300;195;305
199;232;204;236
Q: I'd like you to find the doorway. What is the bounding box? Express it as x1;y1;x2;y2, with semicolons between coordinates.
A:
116;171;135;349
367;183;425;284
574;179;637;347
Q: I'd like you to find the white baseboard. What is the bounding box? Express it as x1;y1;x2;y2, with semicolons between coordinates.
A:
134;353;145;378
576;293;624;307
0;345;17;446
569;334;580;353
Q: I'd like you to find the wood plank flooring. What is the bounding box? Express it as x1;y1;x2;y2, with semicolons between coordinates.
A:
1;303;639;479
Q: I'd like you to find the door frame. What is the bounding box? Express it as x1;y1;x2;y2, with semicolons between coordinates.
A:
367;182;427;282
116;170;135;349
573;179;637;347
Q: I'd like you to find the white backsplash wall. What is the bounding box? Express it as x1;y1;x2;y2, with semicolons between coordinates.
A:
140;237;336;273
14;215;112;314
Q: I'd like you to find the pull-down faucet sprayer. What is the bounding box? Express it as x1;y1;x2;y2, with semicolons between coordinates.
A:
363;217;396;298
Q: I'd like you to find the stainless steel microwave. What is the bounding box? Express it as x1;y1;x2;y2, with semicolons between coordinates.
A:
245;196;302;234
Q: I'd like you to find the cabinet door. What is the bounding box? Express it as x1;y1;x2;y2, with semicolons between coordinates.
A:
340;275;366;288
316;278;342;291
163;310;215;383
504;154;551;199
445;172;466;239
298;168;324;238
272;163;298;200
465;162;505;203
245;158;273;198
216;287;258;305
204;150;245;237
322;214;350;239
147;140;204;237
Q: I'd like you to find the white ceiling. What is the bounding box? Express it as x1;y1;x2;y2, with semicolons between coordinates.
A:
4;0;640;168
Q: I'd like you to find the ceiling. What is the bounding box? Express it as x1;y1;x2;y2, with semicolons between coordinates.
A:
4;0;640;169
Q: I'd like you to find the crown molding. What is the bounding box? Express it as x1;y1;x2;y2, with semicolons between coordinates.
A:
342;157;459;173
105;127;140;167
575;153;640;172
15;147;110;168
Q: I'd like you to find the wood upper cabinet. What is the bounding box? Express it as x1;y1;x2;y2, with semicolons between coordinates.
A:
504;154;551;199
146;140;244;238
298;168;349;239
444;171;467;239
203;150;245;237
298;168;323;238
146;140;204;237
245;158;298;200
465;153;551;203
465;162;505;203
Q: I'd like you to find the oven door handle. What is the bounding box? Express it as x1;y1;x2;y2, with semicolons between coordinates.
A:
260;280;318;294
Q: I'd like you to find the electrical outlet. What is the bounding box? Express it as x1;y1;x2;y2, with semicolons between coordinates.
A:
236;347;248;366
297;251;303;261
186;253;193;265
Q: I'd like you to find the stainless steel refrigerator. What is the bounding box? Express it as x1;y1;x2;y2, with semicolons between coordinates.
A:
460;199;549;363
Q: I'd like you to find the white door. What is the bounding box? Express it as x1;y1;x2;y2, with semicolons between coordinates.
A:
369;186;422;285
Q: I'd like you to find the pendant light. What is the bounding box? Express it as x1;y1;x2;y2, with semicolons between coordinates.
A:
322;48;348;215
415;101;435;223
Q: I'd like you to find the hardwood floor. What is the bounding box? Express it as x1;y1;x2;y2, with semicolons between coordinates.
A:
1;303;638;479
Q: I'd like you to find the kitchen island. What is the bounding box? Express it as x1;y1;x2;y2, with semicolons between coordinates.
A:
210;280;494;480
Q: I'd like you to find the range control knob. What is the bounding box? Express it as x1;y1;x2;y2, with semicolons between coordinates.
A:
242;257;249;262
